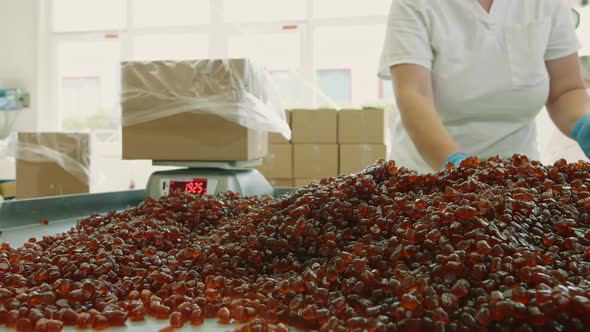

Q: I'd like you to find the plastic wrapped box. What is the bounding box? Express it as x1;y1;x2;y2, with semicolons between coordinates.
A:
121;59;291;161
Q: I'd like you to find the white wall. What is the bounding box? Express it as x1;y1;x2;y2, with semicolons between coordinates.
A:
0;0;43;132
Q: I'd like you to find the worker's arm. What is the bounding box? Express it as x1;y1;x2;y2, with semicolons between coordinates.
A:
546;53;590;136
545;53;590;158
390;64;463;170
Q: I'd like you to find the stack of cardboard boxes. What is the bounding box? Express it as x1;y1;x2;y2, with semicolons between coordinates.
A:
121;59;269;162
339;108;390;175
256;108;390;187
292;109;339;187
255;109;339;187
255;111;294;187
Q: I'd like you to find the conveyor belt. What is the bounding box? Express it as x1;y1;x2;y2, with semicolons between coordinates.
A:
0;188;297;332
0;190;146;229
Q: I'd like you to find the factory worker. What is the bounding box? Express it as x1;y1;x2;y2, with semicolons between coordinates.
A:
378;0;590;173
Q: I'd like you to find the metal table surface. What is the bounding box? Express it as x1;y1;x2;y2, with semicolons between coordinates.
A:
0;188;297;332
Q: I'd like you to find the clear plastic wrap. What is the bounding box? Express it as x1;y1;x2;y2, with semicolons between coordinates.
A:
16;133;91;185
0;133;16;158
0;133;16;181
0;110;19;140
121;58;292;140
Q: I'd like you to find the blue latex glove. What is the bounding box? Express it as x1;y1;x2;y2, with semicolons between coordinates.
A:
572;114;590;158
441;152;468;171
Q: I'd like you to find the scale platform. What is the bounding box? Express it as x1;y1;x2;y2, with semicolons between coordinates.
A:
153;159;263;170
146;159;272;200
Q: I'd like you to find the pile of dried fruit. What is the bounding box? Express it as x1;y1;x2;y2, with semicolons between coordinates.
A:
2;155;590;331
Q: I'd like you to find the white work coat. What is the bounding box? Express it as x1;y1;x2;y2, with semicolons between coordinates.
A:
378;0;580;173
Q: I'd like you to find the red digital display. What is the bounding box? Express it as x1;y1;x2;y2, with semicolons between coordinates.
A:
170;178;208;195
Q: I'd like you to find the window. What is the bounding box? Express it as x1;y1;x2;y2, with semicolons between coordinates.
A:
56;39;121;130
53;0;126;32
313;0;391;18
379;80;395;102
133;33;209;61
315;24;387;107
51;1;394;123
228;30;300;70
132;0;210;27
61;77;106;129
317;69;351;105
223;0;306;22
270;71;308;108
229;29;304;106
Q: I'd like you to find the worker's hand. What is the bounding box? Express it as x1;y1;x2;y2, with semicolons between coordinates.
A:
441;152;468;171
572;114;590;159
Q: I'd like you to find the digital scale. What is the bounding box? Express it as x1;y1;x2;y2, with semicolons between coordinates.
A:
145;159;273;199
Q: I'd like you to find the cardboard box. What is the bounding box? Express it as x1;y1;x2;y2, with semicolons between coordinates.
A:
294;178;321;187
338;108;390;144
269;110;291;144
293;144;338;179
256;144;293;179
121;59;271;161
269;179;294;187
291;109;338;143
122;113;267;161
0;181;16;197
17;133;90;199
340;144;389;175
